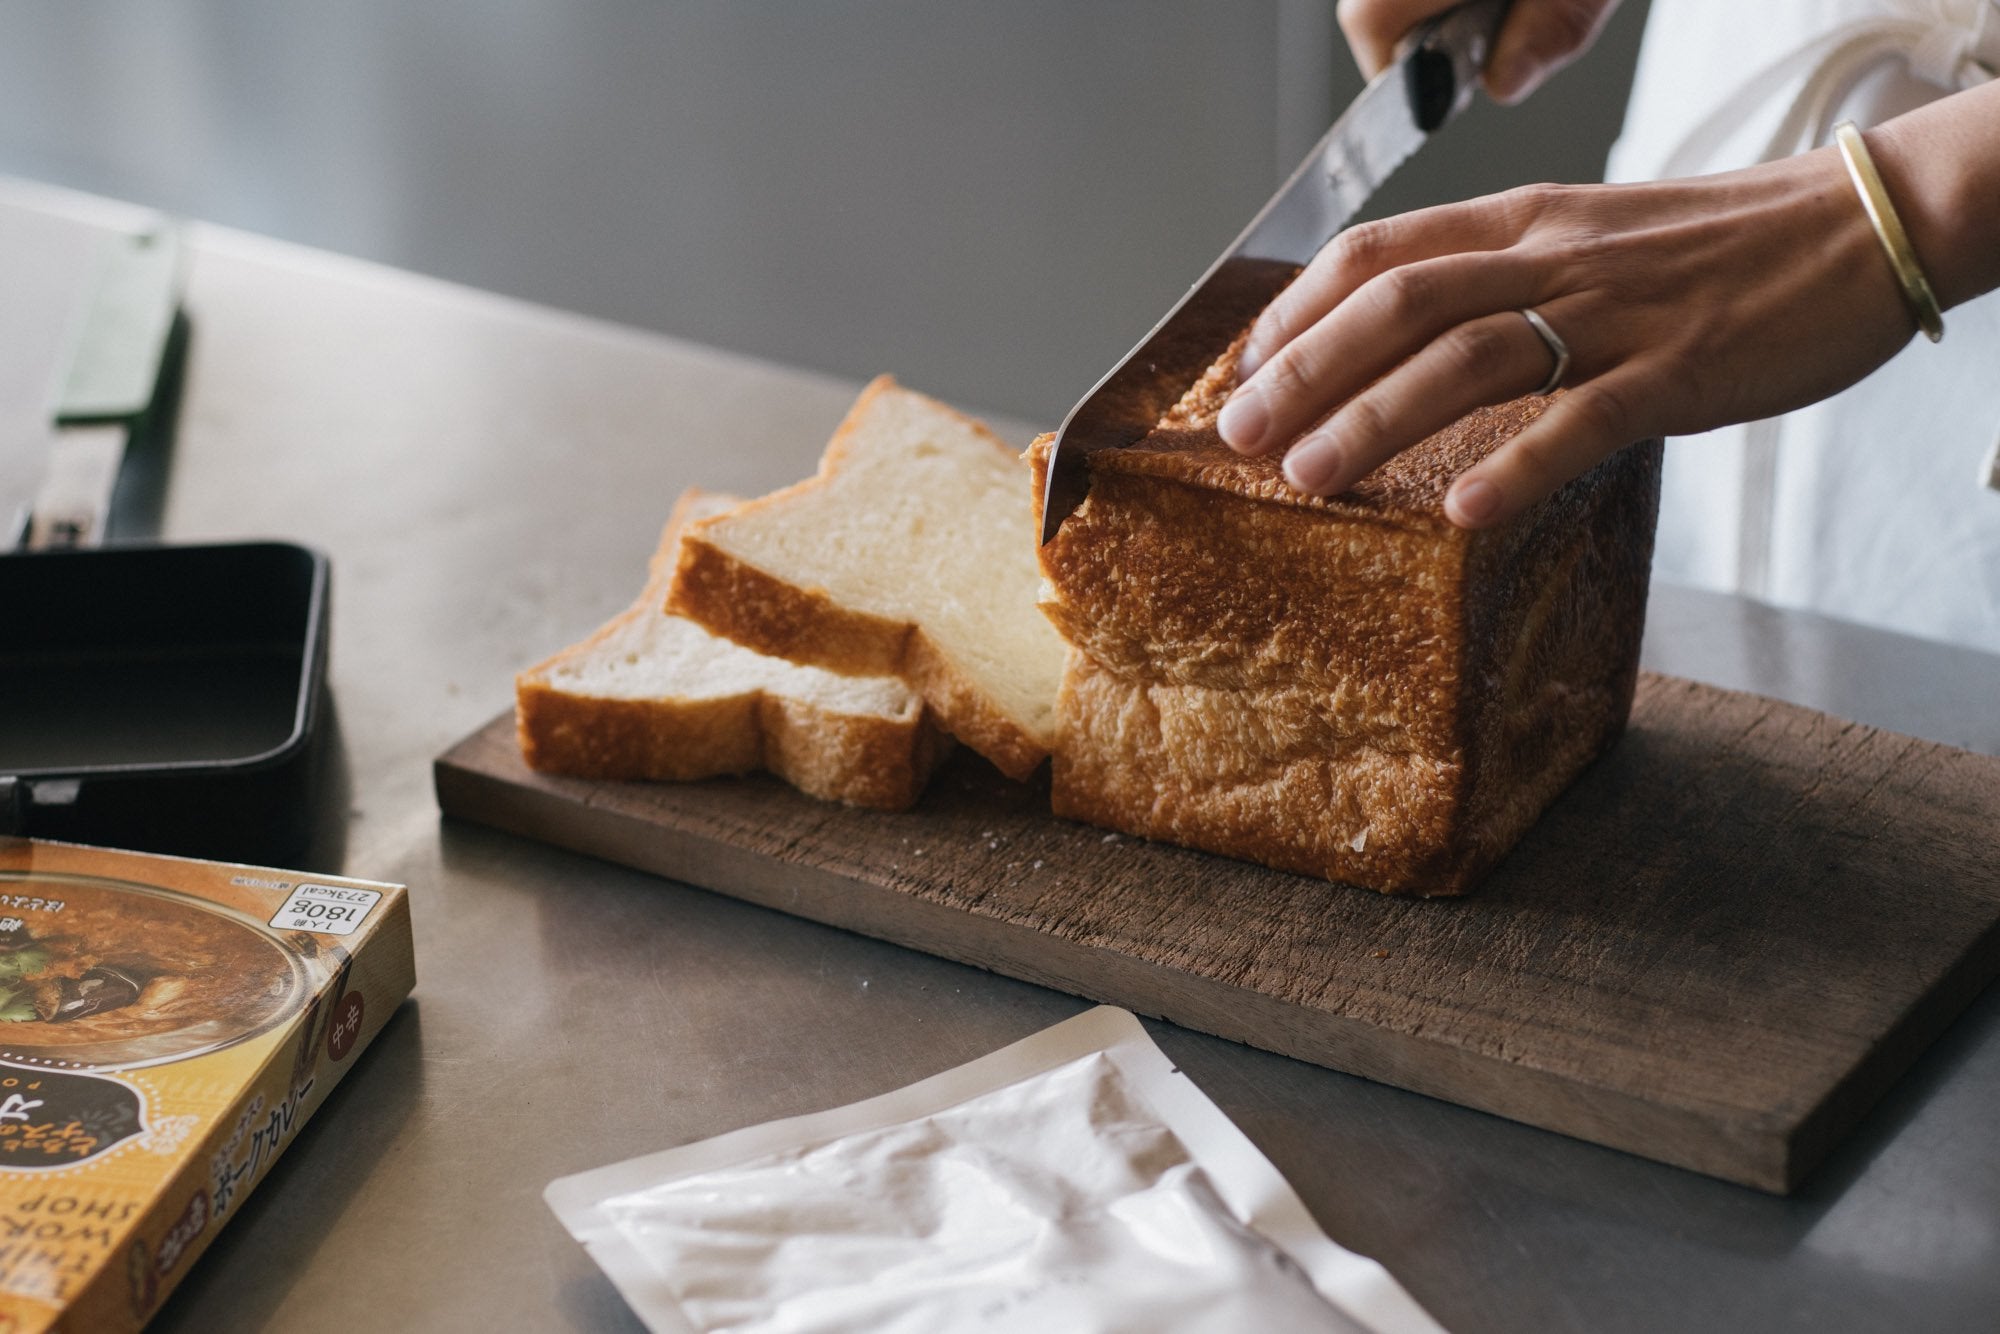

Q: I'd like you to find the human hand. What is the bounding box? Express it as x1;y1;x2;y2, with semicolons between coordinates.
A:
1215;147;1920;528
1337;0;1622;104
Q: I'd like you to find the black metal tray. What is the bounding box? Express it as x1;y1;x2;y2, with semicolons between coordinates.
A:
1;541;329;861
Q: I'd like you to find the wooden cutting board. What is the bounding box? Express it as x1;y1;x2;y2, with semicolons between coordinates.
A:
434;672;2000;1192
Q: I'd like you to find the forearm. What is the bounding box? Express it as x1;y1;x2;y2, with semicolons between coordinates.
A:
1870;79;2000;311
1216;70;2000;529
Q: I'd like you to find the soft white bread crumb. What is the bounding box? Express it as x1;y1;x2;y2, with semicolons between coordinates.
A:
668;377;1066;781
516;489;945;810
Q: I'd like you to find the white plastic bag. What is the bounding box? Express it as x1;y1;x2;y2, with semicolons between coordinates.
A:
546;1006;1448;1334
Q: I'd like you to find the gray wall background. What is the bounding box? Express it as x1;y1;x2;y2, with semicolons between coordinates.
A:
0;1;1651;426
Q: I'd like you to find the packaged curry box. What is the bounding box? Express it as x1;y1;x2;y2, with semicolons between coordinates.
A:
0;838;414;1332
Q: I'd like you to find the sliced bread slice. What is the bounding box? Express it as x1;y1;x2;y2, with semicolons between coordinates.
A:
667;376;1065;781
516;488;947;811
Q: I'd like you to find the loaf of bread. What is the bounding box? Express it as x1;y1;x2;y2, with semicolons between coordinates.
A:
516;488;947;810
1031;348;1663;895
669;376;1067;781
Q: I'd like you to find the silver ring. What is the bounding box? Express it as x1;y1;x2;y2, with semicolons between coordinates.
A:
1518;307;1570;396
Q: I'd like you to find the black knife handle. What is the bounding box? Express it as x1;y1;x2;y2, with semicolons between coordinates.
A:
1400;0;1512;132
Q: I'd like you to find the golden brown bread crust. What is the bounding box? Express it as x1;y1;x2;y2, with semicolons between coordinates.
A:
515;673;948;810
667;375;1053;782
1133;333;1551;518
516;654;761;779
516;487;948;811
668;535;911;678
1052;654;1467;888
669;533;1047;783
1451;443;1661;882
900;632;1048;782
1033;455;1469;740
754;694;952;810
1032;352;1663;895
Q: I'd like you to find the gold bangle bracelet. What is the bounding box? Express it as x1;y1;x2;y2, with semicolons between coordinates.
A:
1833;120;1945;343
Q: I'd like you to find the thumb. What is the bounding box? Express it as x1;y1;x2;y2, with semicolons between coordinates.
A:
1484;0;1620;104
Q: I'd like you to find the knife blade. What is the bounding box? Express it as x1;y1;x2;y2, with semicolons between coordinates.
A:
1040;0;1509;544
5;224;184;549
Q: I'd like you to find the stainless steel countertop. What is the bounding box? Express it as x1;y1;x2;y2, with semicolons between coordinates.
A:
6;179;1996;1334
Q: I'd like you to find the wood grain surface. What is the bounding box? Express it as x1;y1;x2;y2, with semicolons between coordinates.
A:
434;672;2000;1193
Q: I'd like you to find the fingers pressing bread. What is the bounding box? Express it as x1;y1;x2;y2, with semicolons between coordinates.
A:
1218;143;1924;530
1239;194;1531;378
1279;309;1571;500
1445;372;1643;526
1222;251;1546;459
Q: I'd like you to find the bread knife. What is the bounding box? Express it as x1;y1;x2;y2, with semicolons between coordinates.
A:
3;224;184;550
1040;0;1510;545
